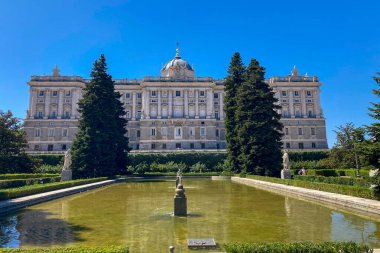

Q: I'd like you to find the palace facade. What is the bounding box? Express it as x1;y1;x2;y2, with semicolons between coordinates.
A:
23;49;328;153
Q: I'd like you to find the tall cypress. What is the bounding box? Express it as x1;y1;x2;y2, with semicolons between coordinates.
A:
235;58;283;176
224;53;246;171
71;54;129;178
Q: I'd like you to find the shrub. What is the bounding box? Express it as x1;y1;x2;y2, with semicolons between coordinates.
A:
30;154;64;166
33;164;63;174
247;175;379;200
224;241;372;253
0;177;61;189
0;246;128;253
288;151;329;161
0;173;59;180
0;177;107;200
190;162;207;172
293;175;370;187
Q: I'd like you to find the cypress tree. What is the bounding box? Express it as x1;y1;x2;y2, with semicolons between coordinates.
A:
71;54;129;178
235;58;283;176
224;52;246;171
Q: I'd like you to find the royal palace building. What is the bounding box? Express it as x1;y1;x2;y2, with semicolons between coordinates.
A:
23;49;328;153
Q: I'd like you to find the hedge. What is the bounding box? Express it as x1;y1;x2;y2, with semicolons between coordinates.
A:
293;175;370;187
247;175;379;200
0;177;107;200
288;151;329;161
0;177;61;189
138;172;220;176
0;246;128;253
292;169;370;178
0;173;60;180
224;241;372;253
30;154;64;166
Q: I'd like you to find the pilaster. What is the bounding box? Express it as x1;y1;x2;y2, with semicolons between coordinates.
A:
184;89;189;118
57;89;64;119
219;92;224;120
195;90;199;119
132;92;136;120
44;89;50;119
157;90;162;119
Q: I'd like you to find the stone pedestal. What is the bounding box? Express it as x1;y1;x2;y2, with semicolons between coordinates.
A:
174;184;187;216
281;169;291;179
61;169;72;181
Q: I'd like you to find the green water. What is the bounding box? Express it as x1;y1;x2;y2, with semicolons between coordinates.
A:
1;179;380;252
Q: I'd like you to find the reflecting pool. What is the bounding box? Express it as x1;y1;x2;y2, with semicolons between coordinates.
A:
1;179;380;252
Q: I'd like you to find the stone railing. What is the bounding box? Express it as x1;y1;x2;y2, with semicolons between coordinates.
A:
31;76;84;82
269;76;319;83
142;76;215;82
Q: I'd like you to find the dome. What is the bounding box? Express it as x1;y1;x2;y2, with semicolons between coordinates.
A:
161;48;195;78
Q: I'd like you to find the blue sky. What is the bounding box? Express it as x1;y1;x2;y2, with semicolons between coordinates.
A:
0;0;379;147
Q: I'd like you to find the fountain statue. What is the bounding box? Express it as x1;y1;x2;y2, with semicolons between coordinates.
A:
174;171;187;216
281;151;291;179
61;149;73;181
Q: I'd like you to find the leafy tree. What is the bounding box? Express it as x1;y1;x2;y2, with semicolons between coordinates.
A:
235;59;283;176
71;54;129;178
333;123;365;176
0;110;37;173
224;52;246;171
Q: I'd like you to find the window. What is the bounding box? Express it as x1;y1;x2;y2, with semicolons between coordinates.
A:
34;145;40;151
306;90;312;97
176;143;181;149
52;91;58;97
217;143;220;149
214;111;219;119
51;111;57;118
137;93;142;99
216;129;219;137
308;110;313;117
38;91;45;97
295;110;301;118
189;127;195;136
137;111;141;119
286;143;290;149
137;130;140;138
151;91;157;97
176;91;181;97
151;128;156;136
48;128;54;137
201;143;205;149
126;111;130;119
65;91;71;97
35;128;41;137
190;143;194;149
62;128;68;137
283;110;288;118
125;93;130;99
285;128;289;135
151;143;156;149
200;127;206;136
38;111;43;118
214;93;219;99
281;91;287;97
175;127;182;137
294;91;299;97
64;111;70;119
298;128;303;135
312;142;316;148
201;121;205;125
162;143;167;149
298;143;304;149
62;144;67;150
136;144;140;150
311;127;316;135
48;144;54;151
200;91;205;97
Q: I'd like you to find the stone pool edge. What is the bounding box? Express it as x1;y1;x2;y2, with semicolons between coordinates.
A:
0;179;119;215
232;177;380;218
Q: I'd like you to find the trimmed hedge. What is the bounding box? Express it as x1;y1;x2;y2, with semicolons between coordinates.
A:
293;175;370;187
139;172;220;176
30;154;64;166
224;241;372;253
0;246;128;253
0;177;61;189
247;175;379;200
288;151;329;161
0;173;60;180
0;177;107;200
292;169;370;178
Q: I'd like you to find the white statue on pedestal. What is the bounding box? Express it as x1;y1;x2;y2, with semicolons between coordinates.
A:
281;151;291;179
61;149;73;181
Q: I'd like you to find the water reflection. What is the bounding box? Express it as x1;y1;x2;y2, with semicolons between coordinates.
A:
0;180;379;252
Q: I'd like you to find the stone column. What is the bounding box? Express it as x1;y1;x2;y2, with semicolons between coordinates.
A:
206;89;213;118
301;89;307;118
219;92;224;120
289;89;295;118
132;92;136;120
57;89;64;119
184;89;188;118
29;89;37;119
315;88;321;118
71;89;77;119
146;91;150;119
195;90;199;118
168;90;173;118
157;90;162;119
44;89;50;119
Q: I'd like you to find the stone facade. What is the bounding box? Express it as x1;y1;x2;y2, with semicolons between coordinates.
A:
23;50;328;153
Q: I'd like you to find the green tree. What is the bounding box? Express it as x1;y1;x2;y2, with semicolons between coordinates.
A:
71;54;129;178
0;110;37;173
235;59;283;176
224;52;246;171
333;123;365;176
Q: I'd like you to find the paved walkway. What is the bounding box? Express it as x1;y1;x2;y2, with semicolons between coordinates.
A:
0;179;117;214
232;177;380;218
